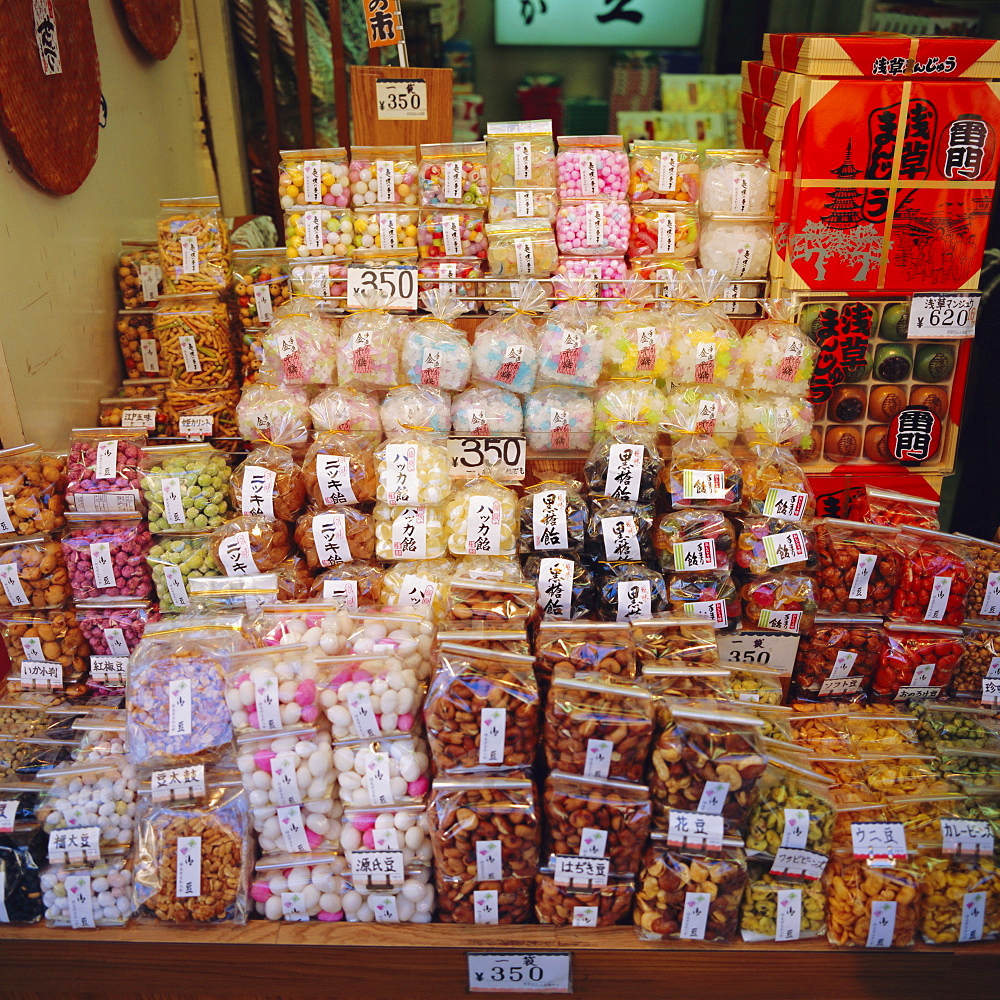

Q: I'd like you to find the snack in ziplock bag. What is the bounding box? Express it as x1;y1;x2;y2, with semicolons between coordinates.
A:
418;207;487;259
524;385;594;452
186;574;281;616
164;385;241;445
654;508;735;574
381;559;454;620
235;382;311;448
487;121;556;188
599;278;671;380
534;277;604;387
630;613;719;670
446;576;535;624
279;147;350;208
556;135;628;200
909;701;1000;750
667;570;741;632
425;643;539;775
261;299;338;385
952;534;1000;623
348;145;418;207
489;186;558;222
303;432;378;508
310;562;384;607
417;258;484;311
862;751;957;798
341;862;435;924
232;248;290;331
848;486;941;531
739;393;816;451
890;528;974;627
535;869;635;926
147;533;220;614
628;139;699;205
0;825;47;924
884;791;978;851
791;616;883;703
435;870;534;924
284;206;354;258
270;554;314;602
381;385;451;440
0;607;88;685
157;196;230;294
729;663;785;705
140;444;231;533
935;745;1000;793
402;288;472;389
118;239;162;308
231;445;306;523
592;379;668;437
813;519;902;615
524;553;597;622
438;623;530;656
585;496;655;564
340;802;432;868
336;288;402;390
634;834;748;943
61;513;154;602
133;776;250;924
333;732;431;807
0;444;66;538
451;384;523;437
309;386;383;441
250;851;348;921
917;855;1000;944
952;622;1000;700
375;502;447;562
699;216;772;279
555;199;630;256
518;475;587;555
628;206;698;260
534;620;636;686
584;426;662;506
65;428;146;514
295;506;375;569
740;300;818;395
485;219;558;279
375;430;452;507
42;851;134;927
735;515;815;576
740;863;827;942
596;563;668;623
554;255;628;301
210;516;292;577
419;141;489;207
701;149;771;215
155;292;235;388
665;434;742;512
740;573;816;633
739;443;815;519
288;255;349;300
663;385;739;447
471;281;543;394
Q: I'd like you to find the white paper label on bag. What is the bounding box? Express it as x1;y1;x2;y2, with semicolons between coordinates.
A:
95;439;118;481
911;662;936;687
421;347;442;385
48;827;100;865
139;264;161;303
579;828;608;859
866;900;897;948
616;580;651;622
960;891;987;943
178;335;202;373
925;576;952;620
631;326;656;372
763;488;809;519
385;444;417;506
682;469;727;501
694;341;716;382
70;492;139;514
372;828;400;851
583;739;613;779
584;202;604;247
479;707;507;765
315;454;357;507
312;511;351;566
758;609;802;632
495;345;524;385
770;847;828;881
140;338;159;372
218;531;257;576
168;678;192;735
347;689;380;739
941;819;994;858
0;564;28;607
173;836;202;898
161;476;185;525
0;799;18;833
473;890;499;925
20;637;43;661
322;578;359;610
475;840;503;881
515;190;535;217
696;781;729;815
277;805;311;853
151;765;206;803
280;891;310;922
672;538;717;572
604;444;643;502
0;494;13;535
443;159;463;201
364;752;394;807
763;530;808;569
270;754;301;806
375;160;394;203
658;151;679;192
399;574;436;609
781;809;811;849
980;572;1000;616
601;516;640;562
852;822;907;865
667;810;724;850
441;213;463;257
829;650;858;679
680;892;711;940
731;169;751;213
983;675;1000;705
378;214;399;250
538;557;574;619
0;870;6;923
67;874;96;929
349;850;405;886
549;407;571;445
241;466;276;518
303;160;322;203
819;675;865;697
846;553;878;600
179;235;199;274
121;408;155;431
466;495;502;555
253;674;283;731
90;656;128;686
370;893;400;923
20;660;62;689
514;141;532;181
572;905;598;927
162;564;189;607
90;542;116;589
179;415;214;438
656;213;676;254
683;599;728;629
514;237;534;275
775;888;802;941
253;283;275;324
391;507;428;560
554;855;609;889
579;153;598;195
532;490;568;550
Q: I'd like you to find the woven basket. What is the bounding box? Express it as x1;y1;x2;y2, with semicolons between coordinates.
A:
119;0;182;61
0;0;100;195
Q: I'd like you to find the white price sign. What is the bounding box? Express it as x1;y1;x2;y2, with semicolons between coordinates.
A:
907;292;979;339
346;265;418;310
448;436;526;481
375;78;428;120
717;631;800;677
468;954;572;993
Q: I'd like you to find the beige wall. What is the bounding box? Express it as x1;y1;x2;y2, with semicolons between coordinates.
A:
0;0;217;451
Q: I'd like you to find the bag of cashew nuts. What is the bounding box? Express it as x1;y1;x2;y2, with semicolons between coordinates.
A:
543;675;654;784
535;868;636;927
648;701;767;832
634;832;748;942
133;773;251;924
534;620;637;689
542;770;651;877
445;577;537;624
642;664;733;726
429;776;540;885
425;643;540;776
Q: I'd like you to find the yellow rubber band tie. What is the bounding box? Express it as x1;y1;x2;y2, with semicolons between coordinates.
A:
398;423;435;433
255;434;292;452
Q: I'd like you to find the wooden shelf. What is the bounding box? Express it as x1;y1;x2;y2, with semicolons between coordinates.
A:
1;923;999;999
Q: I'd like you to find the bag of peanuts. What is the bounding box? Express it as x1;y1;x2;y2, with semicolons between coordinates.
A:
648;701;767;831
543;674;654;784
518;475;588;556
848;485;940;530
642;664;733;724
310;562;384;608
133;774;250;924
535;867;636;927
435;868;536;924
535;620;637;688
634;833;749;942
630;612;719;669
231;445;307;523
429;776;540;885
813;519;903;616
425;643;540;776
542;770;651;877
740;861;827;942
790;615;884;704
438;623;531;655
0;444;66;537
916;852;1000;945
446;576;536;624
953;533;1000;622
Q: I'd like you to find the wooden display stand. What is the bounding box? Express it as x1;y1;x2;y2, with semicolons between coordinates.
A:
1;924;998;998
349;64;453;145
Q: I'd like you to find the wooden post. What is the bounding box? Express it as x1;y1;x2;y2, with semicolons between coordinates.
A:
251;0;281;225
289;0;315;148
328;0;351;146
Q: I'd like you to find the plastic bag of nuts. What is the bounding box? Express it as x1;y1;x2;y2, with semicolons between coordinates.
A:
333;733;431;808
642;665;733;724
42;852;135;927
729;664;784;705
822;851;922;947
848;486;940;530
910;701;1000;748
0;609;89;683
295;507;376;570
885;792;976;849
535;621;637;689
231;446;306;523
535;869;635;926
634;833;748;942
0;536;70;610
654;509;736;575
862;752;958;798
891;528;974;627
543;770;651;876
936;745;1000;792
438;624;531;656
872;623;965;703
0;445;66;538
445;577;536;624
740;864;827;942
133;777;250;924
813;519;903;615
429;777;540;884
648;702;767;830
543;675;654;783
424;643;540;775
117;240;162;307
953;533;1000;622
791;615;884;703
141;444;232;533
232;248;290;330
630;613;719;669
435;871;534;924
98;395;165;436
518;476;588;555
845;711;920;753
918;855;1000;944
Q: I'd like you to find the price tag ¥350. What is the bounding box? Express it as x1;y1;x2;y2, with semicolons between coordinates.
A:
346;265;418;310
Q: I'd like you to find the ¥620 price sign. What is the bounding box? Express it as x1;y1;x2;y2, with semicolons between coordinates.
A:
346;265;418;310
907;292;980;339
468;953;572;993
